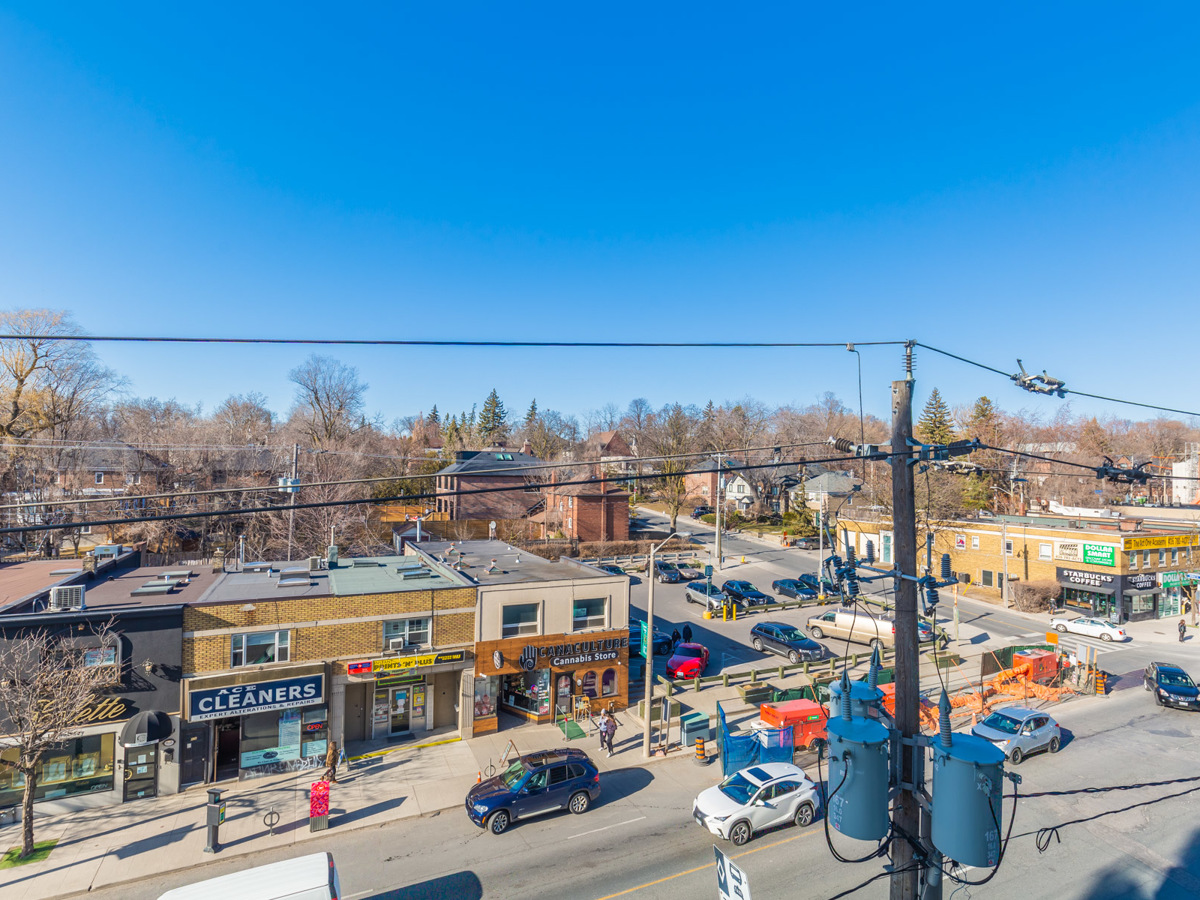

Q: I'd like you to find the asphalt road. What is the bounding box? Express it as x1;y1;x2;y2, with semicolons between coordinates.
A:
91;682;1200;900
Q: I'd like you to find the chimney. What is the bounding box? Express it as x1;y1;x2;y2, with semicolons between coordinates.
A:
82;555;97;576
521;440;532;456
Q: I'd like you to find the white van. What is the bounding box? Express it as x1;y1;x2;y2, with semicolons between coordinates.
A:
157;852;341;900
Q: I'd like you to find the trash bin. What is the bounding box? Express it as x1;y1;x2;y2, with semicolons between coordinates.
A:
680;712;713;748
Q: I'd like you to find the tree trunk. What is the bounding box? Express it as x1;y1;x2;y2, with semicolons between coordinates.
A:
20;769;36;858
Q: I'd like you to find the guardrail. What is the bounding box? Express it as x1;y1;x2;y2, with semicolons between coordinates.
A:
582;552;699;567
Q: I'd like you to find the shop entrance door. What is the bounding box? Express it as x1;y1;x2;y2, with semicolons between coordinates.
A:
390;687;410;735
214;718;241;781
180;724;210;786
124;746;158;801
555;672;574;717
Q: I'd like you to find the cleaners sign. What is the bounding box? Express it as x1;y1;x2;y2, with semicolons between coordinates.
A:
188;674;324;721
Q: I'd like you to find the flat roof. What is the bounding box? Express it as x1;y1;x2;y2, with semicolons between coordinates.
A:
63;565;226;610
415;540;607;586
0;560;88;609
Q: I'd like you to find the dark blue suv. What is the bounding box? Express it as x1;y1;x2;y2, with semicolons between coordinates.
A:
465;749;601;834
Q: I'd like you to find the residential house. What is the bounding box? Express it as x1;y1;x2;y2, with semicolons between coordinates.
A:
433;447;545;521
539;473;630;542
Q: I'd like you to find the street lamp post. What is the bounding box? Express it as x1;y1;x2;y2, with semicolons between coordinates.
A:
643;530;690;758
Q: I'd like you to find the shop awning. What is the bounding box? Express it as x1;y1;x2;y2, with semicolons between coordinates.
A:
1064;584;1116;594
120;710;173;747
1125;586;1160;595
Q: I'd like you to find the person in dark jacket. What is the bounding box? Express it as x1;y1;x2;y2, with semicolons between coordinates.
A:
682;623;693;644
1180;619;1188;643
671;628;681;648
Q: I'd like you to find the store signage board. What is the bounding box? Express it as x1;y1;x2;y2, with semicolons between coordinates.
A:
1123;534;1200;551
714;845;752;900
1082;544;1116;567
1056;567;1115;589
349;650;466;676
1162;572;1198;587
188;674;325;721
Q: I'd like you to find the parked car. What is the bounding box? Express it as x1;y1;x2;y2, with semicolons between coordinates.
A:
721;580;770;606
691;506;713;519
1049;615;1128;642
805;609;935;648
684;580;728;609
677;562;703;580
796;573;837;595
654;560;683;583
970;707;1061;764
749;622;825;663
692;762;821;846
772;578;818;600
792;536;820;550
465;749;601;835
630;621;674;658
1144;661;1200;710
597;564;626;576
157;853;341;900
666;642;710;678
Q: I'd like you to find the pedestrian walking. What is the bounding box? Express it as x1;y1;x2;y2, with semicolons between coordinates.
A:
1180;618;1188;643
323;741;340;783
602;712;618;756
597;710;612;750
681;623;693;644
671;628;681;648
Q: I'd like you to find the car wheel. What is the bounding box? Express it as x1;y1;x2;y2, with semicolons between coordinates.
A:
793;802;816;828
1008;747;1023;765
752;638;764;652
487;810;511;835
789;650;800;664
684;593;692;604
568;791;590;815
810;627;824;639
729;820;752;846
1101;633;1112;642
869;639;883;650
1056;624;1067;633
1048;736;1060;754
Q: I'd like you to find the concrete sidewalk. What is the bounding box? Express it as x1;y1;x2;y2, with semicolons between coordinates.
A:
0;711;687;900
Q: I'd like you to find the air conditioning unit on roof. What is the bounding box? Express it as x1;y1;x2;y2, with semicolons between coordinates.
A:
49;585;85;611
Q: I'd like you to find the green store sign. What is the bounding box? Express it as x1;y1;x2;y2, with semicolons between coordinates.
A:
1082;544;1116;567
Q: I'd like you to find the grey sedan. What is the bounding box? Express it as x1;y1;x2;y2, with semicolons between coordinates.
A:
970;707;1061;764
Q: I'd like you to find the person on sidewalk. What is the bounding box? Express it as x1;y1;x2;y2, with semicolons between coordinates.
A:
682;623;693;644
323;741;340;783
1180;619;1188;643
671;628;681;648
597;710;612;751
602;713;618;757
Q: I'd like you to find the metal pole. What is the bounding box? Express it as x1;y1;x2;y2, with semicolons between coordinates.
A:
287;443;299;562
1001;520;1009;608
714;453;723;571
818;492;826;600
890;371;920;900
643;540;660;758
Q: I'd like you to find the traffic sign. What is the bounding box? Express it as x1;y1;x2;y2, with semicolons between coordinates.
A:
714;845;752;900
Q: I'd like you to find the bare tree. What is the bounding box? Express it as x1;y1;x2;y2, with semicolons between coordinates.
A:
212;392;274;445
640;403;699;532
0;623;118;858
288;355;368;448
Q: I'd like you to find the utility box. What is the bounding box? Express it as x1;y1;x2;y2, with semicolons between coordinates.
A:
680;712;713;747
1013;648;1058;684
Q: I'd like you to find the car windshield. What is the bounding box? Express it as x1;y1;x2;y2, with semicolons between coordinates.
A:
659;562;678;572
778;626;808;642
979;713;1023;735
717;772;760;806
498;759;528;789
1160;670;1195;687
674;645;704;658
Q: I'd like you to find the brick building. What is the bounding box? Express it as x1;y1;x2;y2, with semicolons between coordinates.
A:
433;446;544;520
838;512;1198;623
539;475;630;542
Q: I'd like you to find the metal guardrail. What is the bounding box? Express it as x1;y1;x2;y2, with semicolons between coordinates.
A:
582;552;698;567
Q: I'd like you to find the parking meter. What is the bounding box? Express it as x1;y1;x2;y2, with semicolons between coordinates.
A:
203;788;225;853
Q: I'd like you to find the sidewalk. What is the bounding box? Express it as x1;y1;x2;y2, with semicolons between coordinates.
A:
0;711;687;900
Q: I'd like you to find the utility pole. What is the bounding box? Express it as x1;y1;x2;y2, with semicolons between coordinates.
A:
287;443;299;562
1001;520;1009;608
890;352;920;900
714;452;723;571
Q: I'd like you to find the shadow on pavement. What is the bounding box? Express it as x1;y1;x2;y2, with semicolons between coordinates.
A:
366;870;483;900
594;766;654;807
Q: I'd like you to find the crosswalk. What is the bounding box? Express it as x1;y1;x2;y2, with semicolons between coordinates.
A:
1013;630;1131;656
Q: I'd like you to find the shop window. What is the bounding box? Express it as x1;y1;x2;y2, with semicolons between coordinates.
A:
0;734;115;807
581;671;598;698
231;630;290;667
1129;552;1138;570
502;604;539;638
981;570;994;588
1039;543;1052;561
573;598;606;631
971;535;979;550
384;617;431;650
602;668;617;696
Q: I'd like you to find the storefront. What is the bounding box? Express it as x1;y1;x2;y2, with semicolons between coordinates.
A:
1056;567;1118;618
182;663;330;782
473;630;630;732
1159;572;1197;618
342;650;469;742
1119;572;1160;623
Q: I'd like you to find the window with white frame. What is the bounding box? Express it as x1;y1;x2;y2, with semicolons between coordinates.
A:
502;603;539;638
1039;543;1052;561
80;524;91;534
573;597;606;631
1129;551;1138;569
95;472;104;485
981;570;994;587
1172;549;1179;566
1143;550;1151;567
384;618;430;650
125;473;141;485
231;631;290;667
1159;549;1167;566
971;535;980;550
1004;540;1014;556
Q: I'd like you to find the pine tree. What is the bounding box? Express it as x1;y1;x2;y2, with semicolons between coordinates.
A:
478;390;508;445
427;405;440;428
917;388;954;445
524;399;538;429
443;415;461;451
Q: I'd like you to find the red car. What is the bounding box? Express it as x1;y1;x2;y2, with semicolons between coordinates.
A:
666;642;710;679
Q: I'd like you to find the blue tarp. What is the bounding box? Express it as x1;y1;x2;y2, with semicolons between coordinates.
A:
717;700;794;776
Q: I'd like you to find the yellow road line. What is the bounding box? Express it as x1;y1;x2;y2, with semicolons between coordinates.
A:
348;735;461;762
593;829;815;900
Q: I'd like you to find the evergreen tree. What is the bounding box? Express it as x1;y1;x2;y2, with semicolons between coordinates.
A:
478;389;508;445
917;388;954;445
524;398;538;429
427;404;440;428
443;415;461;451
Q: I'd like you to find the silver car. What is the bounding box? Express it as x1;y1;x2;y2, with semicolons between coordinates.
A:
684;581;728;610
970;706;1061;764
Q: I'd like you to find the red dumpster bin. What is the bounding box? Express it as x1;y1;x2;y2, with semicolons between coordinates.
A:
760;699;829;750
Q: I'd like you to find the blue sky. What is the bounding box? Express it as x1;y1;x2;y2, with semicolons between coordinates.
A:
1;3;1199;429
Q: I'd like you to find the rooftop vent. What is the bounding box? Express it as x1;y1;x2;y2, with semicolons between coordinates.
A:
401;569;432;580
49;585;85;610
326;544;339;567
308;555;323;572
351;559;380;568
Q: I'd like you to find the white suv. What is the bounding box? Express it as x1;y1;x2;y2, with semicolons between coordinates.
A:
684;581;727;610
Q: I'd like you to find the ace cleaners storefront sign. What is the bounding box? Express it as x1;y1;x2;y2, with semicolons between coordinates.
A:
188;674;325;721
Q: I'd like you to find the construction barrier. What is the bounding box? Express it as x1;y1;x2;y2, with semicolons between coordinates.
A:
1095;670;1107;695
695;737;706;763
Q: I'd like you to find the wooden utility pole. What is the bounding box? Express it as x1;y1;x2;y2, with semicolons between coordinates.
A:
890;362;920;900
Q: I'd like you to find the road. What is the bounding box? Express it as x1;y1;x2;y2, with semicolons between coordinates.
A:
88;683;1200;900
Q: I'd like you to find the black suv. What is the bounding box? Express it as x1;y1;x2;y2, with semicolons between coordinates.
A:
721;580;770;606
749;621;825;663
466;749;601;834
1144;662;1200;710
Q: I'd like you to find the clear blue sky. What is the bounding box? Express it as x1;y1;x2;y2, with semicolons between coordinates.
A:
2;3;1198;429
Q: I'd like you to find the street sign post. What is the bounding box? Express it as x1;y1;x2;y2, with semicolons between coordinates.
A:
714;845;752;900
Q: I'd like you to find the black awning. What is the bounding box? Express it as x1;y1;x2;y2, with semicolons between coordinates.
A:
120;710;173;747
